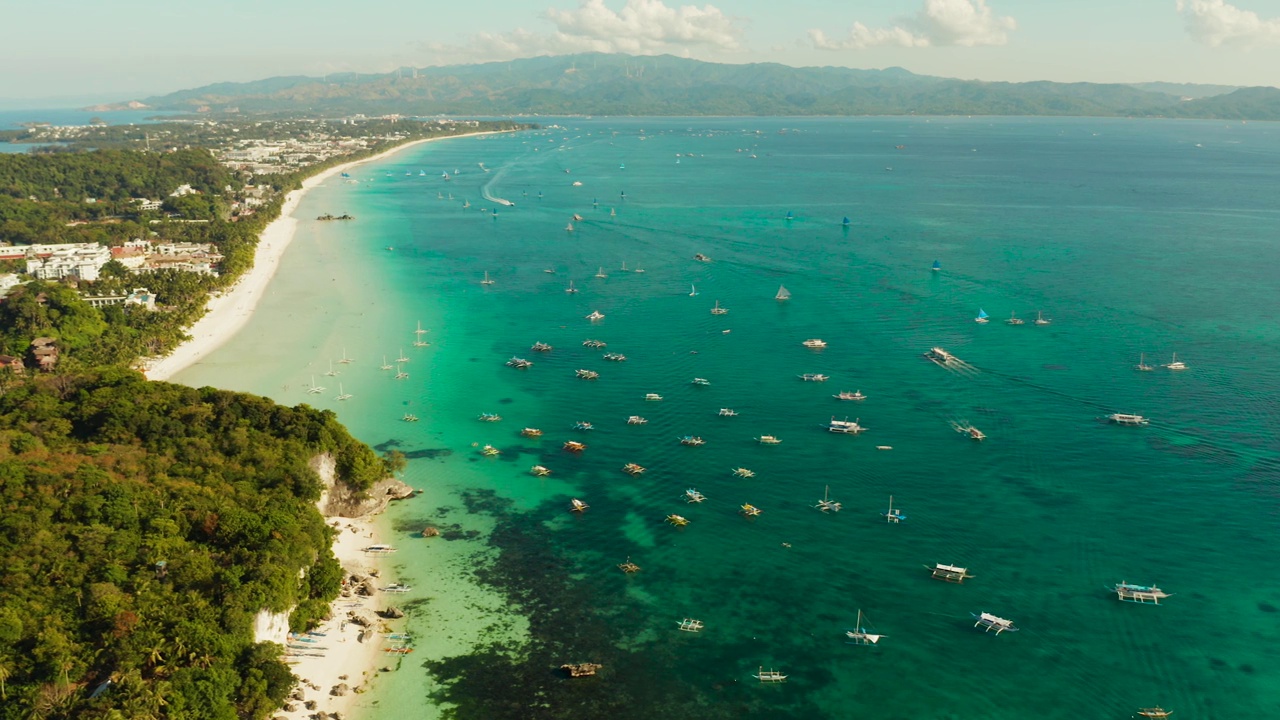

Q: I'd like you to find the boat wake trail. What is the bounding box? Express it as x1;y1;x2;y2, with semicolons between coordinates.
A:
924;347;980;377
481;167;514;207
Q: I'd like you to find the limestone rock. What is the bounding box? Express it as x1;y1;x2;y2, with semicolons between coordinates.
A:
377;606;405;619
330;683;350;697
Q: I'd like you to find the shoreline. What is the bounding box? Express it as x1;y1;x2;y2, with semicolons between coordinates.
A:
143;131;503;382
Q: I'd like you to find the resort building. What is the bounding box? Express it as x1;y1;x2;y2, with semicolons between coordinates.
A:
82;288;158;311
23;243;112;281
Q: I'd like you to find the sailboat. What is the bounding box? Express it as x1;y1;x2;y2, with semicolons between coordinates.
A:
775;285;790;301
841;216;851;227
481;271;495;286
883;495;905;523
565;280;579;294
595;267;608;278
396;349;410;363
932;260;941;272
975;308;989;324
1136;353;1154;372
610;208;617;217
1164;353;1188;371
307;376;324;394
845;610;884;645
415;321;428;338
380;356;392;371
325;360;339;377
620;261;629;272
335;384;352;401
1006;311;1025;326
815;485;841;512
1034;310;1051;326
711;300;728;315
689;284;698;297
785;211;794;221
338;347;353;364
395;364;409;380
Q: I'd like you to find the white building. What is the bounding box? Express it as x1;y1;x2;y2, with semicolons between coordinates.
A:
24;244;112;281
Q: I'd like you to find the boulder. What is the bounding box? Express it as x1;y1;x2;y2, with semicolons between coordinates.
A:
377;606;405;619
346;611;374;627
304;700;318;710
283;703;297;712
330;683;350;697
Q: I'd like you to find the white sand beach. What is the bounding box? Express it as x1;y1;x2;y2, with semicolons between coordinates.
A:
145;131;500;382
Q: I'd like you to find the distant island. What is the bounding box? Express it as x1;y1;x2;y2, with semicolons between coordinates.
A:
112;52;1280;121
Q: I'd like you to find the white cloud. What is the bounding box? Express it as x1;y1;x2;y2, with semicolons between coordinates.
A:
424;0;743;64
810;0;1016;51
1176;0;1280;47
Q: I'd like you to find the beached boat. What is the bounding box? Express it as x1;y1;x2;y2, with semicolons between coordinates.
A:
575;369;600;380
883;495;905;523
383;647;414;655
645;393;663;401
733;467;756;478
1114;582;1172;604
1136;707;1174;718
531;341;553;352
307;376;325;394
521;427;543;437
971;612;1018;635
799;373;829;382
1006;311;1025;326
481;271;495;286
626;415;648;425
363;544;398;555
975;308;990;324
480;444;500;456
1136;353;1154;371
666;514;690;526
755;435;782;445
1164;353;1188;371
753;667;787;683
845;609;884;646
834;391;866;401
382;583;412;593
622;462;646;475
924;347;958;365
693;253;711;262
586;310;606;321
711;300;728;315
582;339;607;348
530;465;551;477
718;408;738;417
402;414;419;422
1034;310;1051;326
685;488;706;503
573;421;594;430
678;618;704;632
679;435;706;446
569;498;589;513
563;441;587;452
565;280;579;294
603;352;627;361
740;503;762;517
802;339;827;349
816;485;842;513
928;563;975;583
1108;413;1150;426
775;285;790;301
335;384;352;401
828;417;866;434
692;377;711;386
617;556;641;574
479;412;502;422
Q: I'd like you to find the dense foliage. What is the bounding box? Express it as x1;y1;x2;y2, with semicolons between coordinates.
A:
0;369;388;719
97;52;1280;121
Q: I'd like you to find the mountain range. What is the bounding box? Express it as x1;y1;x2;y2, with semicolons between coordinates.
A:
121;53;1280;120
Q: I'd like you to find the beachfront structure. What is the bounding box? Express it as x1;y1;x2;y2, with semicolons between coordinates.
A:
17;243;112;281
82;288;158;311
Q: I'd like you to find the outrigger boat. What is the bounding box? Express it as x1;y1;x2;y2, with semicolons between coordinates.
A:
952;422;985;440
1136;708;1174;718
569;498;589;513
882;495;905;523
685;489;707;503
975;309;989;324
755;435;781;445
666;514;690;526
692;377;711;386
575;369;600;380
479;412;502;422
679;435;706;446
924;347;958;365
383;647;414;655
623;463;646;475
732;467;756;478
506;357;533;369
586;310;606;321
1108;413;1150;426
530;465;551;476
753;667;787;683
402;414;419;422
582;339;607;348
711;300;729;315
802;338;827;349
815;485;842;512
617;556;641;573
603;352;627;361
480;445;500;456
363;544;398;555
626;415;648;425
799;373;829;382
563;441;587;452
971;612;1018;635
928;563;975;583
521;427;543;437
1006;311;1025;326
828;417;866;434
834;390;866;401
531;341;553;352
718;408;738;417
645;393;664;401
740;503;762;517
573;421;594;430
1114;581;1172;604
678;618;704;632
845;610;884;645
382;583;412;593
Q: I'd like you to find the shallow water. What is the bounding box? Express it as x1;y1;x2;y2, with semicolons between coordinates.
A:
176;116;1280;719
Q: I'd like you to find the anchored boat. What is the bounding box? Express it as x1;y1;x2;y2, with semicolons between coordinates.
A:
1114;582;1172;604
971;612;1018;634
928;563;975;583
845;610;884;646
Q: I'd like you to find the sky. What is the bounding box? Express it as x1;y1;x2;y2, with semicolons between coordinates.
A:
2;0;1280;105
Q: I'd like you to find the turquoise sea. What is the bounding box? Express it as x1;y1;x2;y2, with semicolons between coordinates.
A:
175;117;1280;719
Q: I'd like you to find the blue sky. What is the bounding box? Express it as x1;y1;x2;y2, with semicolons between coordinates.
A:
3;0;1279;104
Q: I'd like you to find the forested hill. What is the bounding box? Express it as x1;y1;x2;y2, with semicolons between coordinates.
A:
136;53;1280;120
0;367;394;719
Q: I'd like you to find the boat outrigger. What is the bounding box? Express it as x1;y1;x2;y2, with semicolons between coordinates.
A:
575;369;600;380
718;408;738;417
692;377;711;386
573;421;594;430
480;445;500;456
711;300;728;315
479;412;502;422
506;357;533;369
975;309;989;324
586;310;606;321
603;352;627;361
627;415;648;425
753;667;787;683
645;393;664;401
1114;582;1172;604
928;563;975;583
402;414;419;422
799;373;829;382
531;341;553;352
582;339;606;348
925;347;958;365
845;609;884;646
971;612;1018;635
563;441;587;452
952;422;985;440
1136;708;1174;719
775;285;790;301
521;427;543;437
1006;311;1025;326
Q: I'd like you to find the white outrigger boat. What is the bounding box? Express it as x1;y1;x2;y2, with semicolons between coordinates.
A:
972;612;1018;635
586;310;606;321
1108;413;1150;426
678;618;704;632
828;417;866;434
802;338;827;349
799;373;829;382
740;503;762;517
753;667;787;683
882;495;905;523
627;415;648;425
732;467;755;478
815;485;842;512
684;489;707;503
755;435;781;445
666;514;690;526
530;465;552;477
363;544;398;555
928;563;975;583
834;390;866;401
845;609;884;645
569;498;589;513
718;408;738;417
1113;581;1172;604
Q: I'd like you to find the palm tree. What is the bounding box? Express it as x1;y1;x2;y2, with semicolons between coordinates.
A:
0;656;10;700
